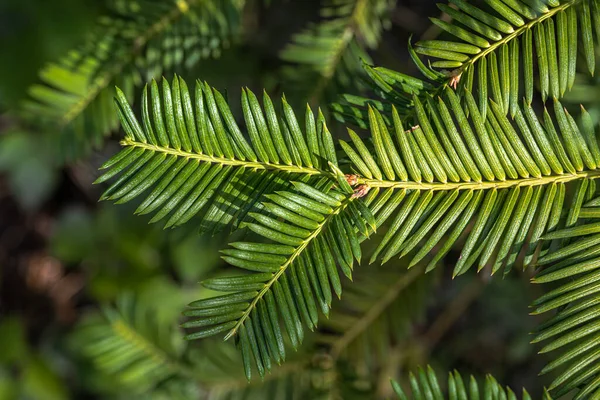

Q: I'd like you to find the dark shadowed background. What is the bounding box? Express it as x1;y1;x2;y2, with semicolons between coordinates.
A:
0;0;560;398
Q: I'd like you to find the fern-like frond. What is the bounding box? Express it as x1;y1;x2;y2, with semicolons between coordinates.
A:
419;0;599;107
180;164;440;381
531;187;600;398
334;0;599;126
71;295;193;395
185;341;315;399
21;0;243;160
99;76;600;379
201;355;312;399
344;89;600;274
183;181;375;380
317;266;432;367
332;64;435;129
391;365;543;399
97;76;340;234
280;0;395;102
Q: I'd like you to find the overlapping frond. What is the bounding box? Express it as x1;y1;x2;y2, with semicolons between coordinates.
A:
71;295;194;396
187;342;315;399
73;294;313;399
97;76;340;234
280;0;395;102
531;189;600;398
201;357;312;400
391;365;542;399
334;0;600;126
419;0;600;108
316;266;433;369
21;0;243;160
182;181;375;380
332;63;437;129
342;88;600;274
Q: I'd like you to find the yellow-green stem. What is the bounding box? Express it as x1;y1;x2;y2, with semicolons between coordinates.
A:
456;0;578;76
125;139;600;191
122;139;329;176
360;170;600;191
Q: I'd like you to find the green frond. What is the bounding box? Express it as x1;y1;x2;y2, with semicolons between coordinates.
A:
332;64;438;129
280;0;395;102
317;266;433;368
97;76;340;233
71;295;193;396
21;0;243;160
73;292;315;398
200;349;312;399
531;188;600;398
83;0;600;392
98;74;600;381
391;365;542;399
334;0;599;126
181;340;315;399
417;0;597;107
342;88;600;274
183;182;374;380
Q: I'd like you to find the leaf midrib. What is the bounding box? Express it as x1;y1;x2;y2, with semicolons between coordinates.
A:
360;170;600;190
224;196;353;340
122;138;330;176
125;140;600;191
113;319;194;378
456;0;577;77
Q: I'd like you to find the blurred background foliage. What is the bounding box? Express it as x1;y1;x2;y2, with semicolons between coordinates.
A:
0;0;561;398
